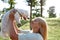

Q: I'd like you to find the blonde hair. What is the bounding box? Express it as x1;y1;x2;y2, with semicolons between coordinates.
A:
32;17;48;40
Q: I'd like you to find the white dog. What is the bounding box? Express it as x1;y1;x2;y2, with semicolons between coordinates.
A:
1;9;29;38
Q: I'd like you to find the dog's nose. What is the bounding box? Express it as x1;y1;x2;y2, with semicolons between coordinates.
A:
17;23;22;27
27;16;30;19
27;17;30;19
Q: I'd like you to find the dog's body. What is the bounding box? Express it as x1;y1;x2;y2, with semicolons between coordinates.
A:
1;9;29;39
1;9;15;38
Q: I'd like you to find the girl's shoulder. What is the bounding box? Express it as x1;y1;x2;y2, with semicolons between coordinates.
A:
18;32;43;40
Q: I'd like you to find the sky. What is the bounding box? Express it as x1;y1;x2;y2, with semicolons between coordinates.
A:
43;0;60;17
0;0;60;17
0;0;30;11
0;0;9;11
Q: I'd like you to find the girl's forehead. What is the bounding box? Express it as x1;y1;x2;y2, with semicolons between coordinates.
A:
33;21;38;23
32;20;39;22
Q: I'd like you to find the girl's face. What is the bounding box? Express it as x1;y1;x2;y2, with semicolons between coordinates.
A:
31;21;40;33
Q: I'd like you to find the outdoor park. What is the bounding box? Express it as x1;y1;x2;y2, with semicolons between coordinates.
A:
0;0;60;40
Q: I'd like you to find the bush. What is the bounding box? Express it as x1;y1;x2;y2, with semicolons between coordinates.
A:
49;13;56;18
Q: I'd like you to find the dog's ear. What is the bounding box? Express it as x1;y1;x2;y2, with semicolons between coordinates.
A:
9;13;14;21
10;9;17;14
12;9;17;13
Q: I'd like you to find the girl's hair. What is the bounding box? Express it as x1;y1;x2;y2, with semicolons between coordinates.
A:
32;17;48;40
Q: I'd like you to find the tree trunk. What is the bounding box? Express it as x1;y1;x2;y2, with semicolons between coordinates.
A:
10;3;13;9
30;0;32;30
40;0;43;17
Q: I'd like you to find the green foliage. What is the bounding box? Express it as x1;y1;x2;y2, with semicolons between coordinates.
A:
17;20;29;27
8;0;15;5
32;0;37;7
8;0;16;9
26;0;37;7
40;0;46;6
32;13;41;18
49;13;56;18
47;6;56;18
32;7;41;18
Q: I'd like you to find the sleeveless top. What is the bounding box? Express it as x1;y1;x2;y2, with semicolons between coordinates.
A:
18;30;43;40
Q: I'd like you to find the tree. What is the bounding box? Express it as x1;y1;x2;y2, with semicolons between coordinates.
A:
2;0;16;11
26;0;37;30
32;7;41;18
47;6;56;18
8;0;16;9
40;0;46;17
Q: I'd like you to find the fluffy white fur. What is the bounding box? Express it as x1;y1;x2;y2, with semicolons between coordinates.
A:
16;9;29;18
14;12;21;24
1;9;29;38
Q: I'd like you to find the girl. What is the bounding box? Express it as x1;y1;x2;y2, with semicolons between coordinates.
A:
31;17;48;40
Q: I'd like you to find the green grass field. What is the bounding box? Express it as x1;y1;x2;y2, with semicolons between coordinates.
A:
0;18;60;40
46;18;60;40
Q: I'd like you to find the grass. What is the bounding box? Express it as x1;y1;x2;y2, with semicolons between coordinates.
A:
20;19;30;30
46;18;60;40
0;18;60;40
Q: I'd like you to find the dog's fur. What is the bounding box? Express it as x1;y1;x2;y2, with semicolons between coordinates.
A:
1;9;29;39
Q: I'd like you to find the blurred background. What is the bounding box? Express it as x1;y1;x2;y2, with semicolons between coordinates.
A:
0;0;60;40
